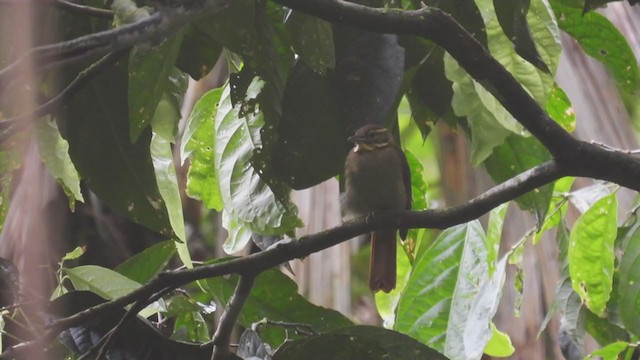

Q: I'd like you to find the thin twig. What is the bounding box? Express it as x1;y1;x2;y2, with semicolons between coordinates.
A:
253;318;318;336
0;0;232;93
590;140;640;154
211;275;256;360
52;0;114;19
0;50;126;143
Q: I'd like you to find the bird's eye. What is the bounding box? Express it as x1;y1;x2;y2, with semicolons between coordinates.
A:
367;132;375;139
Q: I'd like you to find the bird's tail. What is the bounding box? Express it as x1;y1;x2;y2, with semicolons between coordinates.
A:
369;229;397;293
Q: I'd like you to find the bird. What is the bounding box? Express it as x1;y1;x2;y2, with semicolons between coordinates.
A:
344;124;411;293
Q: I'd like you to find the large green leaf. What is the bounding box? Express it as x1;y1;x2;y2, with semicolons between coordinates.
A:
551;0;639;93
569;193;617;316
484;135;553;223
618;226;640;336
396;221;506;360
181;88;224;211
65;265;141;300
206;268;352;347
63;59;171;236
274;326;448;359
128;33;184;142
115;240;176;284
215;79;300;253
35;117;84;209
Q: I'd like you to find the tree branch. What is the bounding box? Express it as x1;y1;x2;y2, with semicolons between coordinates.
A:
0;160;562;359
211;275;255;360
52;0;114;19
0;0;231;93
0;50;126;143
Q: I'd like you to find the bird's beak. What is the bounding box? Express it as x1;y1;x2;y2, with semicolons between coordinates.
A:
347;135;356;143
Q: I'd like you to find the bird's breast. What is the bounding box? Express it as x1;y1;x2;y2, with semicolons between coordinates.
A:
344;148;408;216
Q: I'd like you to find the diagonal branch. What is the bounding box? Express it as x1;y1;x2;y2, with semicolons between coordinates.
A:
0;160;563;359
0;50;127;143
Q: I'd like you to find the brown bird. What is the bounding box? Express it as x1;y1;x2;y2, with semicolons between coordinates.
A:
344;124;411;293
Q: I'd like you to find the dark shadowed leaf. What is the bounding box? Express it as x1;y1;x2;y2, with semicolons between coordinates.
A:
175;24;223;80
128;33;184;142
63;59;171;236
286;12;335;75
206;267;352;347
274;29;404;188
274;326;448;360
494;0;551;72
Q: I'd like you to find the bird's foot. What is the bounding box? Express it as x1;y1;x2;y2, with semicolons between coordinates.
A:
365;212;376;224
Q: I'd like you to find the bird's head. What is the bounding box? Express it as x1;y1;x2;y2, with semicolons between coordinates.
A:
348;125;392;153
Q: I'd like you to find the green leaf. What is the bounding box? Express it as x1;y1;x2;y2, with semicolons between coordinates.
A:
115;240;176;283
569;193;618;316
149;67;188;142
128;33;184;142
215;79;300;253
484;135;553;223
444;0;561;164
375;242;412;328
286;11;335;75
61;246;86;261
494;0;551;72
35;117;84;210
181;88;224;211
65;265;141;299
174;311;210;343
396;222;506;360
568;182;615;214
483;323;515;357
551;1;639;93
545;85;576;132
618;226;640;336
587;341;629;360
63;59;171;236
274;326;448;359
150;132;189;264
206;267;352;346
175;24;223;80
405;149;428;211
486;203;508;276
444;53;511;164
536;177;574;240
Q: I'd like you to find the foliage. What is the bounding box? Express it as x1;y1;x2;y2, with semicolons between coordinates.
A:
0;0;639;358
